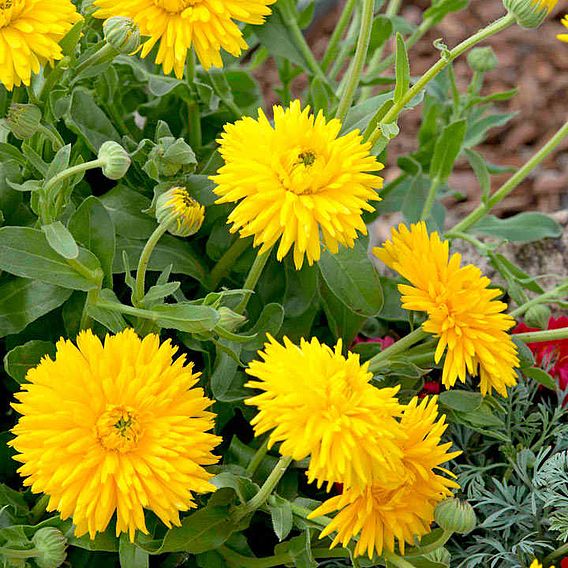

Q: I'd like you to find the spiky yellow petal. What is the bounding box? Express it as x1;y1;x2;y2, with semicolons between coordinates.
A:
211;100;384;269
373;222;519;397
310;397;459;558
558;14;568;43
94;0;275;78
0;0;81;91
245;335;405;489
10;329;220;541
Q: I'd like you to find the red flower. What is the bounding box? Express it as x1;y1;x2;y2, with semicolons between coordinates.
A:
351;335;395;349
514;316;568;389
561;557;568;568
419;380;441;398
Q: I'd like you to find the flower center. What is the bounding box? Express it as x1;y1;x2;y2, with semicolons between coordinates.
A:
0;0;25;28
96;405;142;452
280;149;323;195
153;0;196;13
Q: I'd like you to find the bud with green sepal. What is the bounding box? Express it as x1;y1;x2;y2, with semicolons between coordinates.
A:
156;187;205;238
98;141;131;180
31;528;67;568
143;137;197;181
467;46;498;72
6;104;41;140
525;304;552;330
503;0;558;28
435;498;477;535
217;307;247;333
103;16;141;54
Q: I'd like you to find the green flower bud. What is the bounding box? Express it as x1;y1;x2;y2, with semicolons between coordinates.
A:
98;141;131;180
144;137;197;180
156;187;205;237
31;528;67;568
103;16;141;55
434;498;477;535
525;304;551;330
503;0;557;28
467;47;498;72
6;104;42;140
217;307;247;333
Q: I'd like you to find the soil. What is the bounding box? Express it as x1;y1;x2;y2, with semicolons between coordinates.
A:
256;0;568;216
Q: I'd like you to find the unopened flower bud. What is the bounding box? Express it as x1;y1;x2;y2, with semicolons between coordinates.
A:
98;141;131;180
467;47;498;72
156;187;205;237
103;16;141;54
525;305;551;330
435;498;477;535
503;0;557;28
217;307;247;333
31;527;67;568
6;103;42;140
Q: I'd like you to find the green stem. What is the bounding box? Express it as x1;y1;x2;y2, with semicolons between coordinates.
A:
241;455;293;515
544;541;568;564
208;237;251;290
321;0;357;72
335;0;374;122
368;328;429;372
367;13;515;147
290;503;332;528
80;286;102;331
246;438;270;477
235;249;272;315
38;123;64;151
0;547;40;560
330;9;360;80
278;3;332;89
383;551;416;568
74;43;118;78
450;117;568;234
404;529;453;557
66;259;101;286
133;223;170;307
29;494;49;525
420;177;442;220
95;302;156;320
219;546;292;568
513;327;568;344
186;51;202;150
509;283;568;318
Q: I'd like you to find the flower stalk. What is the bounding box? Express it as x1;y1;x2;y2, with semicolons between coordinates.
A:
368;328;430;372
235;249;272;315
514;327;568;344
321;0;357;72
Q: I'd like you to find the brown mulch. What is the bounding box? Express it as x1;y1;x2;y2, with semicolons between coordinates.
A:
256;1;568;216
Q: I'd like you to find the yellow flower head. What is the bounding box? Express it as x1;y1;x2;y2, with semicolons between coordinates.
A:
374;222;519;396
530;561;554;568
94;0;275;78
10;329;220;540
310;397;459;558
559;15;568;42
156;187;205;237
245;335;405;489
212;100;384;269
0;0;81;91
504;0;557;27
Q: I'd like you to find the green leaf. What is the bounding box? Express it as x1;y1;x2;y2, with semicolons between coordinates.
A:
0;227;101;291
439;390;483;412
64;88;120;152
157;505;237;554
119;536;149;568
42;221;80;260
394;33;410;104
268;495;293;541
465;149;490;203
430;120;466;183
3;340;56;384
318;239;383;317
471;212;562;243
69;196;116;288
152;303;220;334
87;289;128;333
423;0;469;25
524;366;557;390
464;112;516;148
243;303;285;351
283;262;318;318
0;278;72;338
211;346;247;402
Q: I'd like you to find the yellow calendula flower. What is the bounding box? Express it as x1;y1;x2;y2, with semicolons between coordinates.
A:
94;0;275;78
530;561;554;568
245;336;405;489
0;0;81;91
504;0;558;27
212;100;384;270
156;187;205;237
310;397;460;558
10;329;220;540
559;15;568;42
374;222;519;396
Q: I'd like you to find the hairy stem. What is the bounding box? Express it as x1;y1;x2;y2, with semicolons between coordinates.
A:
321;0;357;72
235;249;272;315
368;328;429;372
514;327;568;343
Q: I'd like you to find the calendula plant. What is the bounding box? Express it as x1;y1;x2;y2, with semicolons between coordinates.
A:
1;0;568;567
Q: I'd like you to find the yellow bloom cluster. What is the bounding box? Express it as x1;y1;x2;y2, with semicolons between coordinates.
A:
374;222;519;396
10;329;220;540
246;336;460;558
212;101;383;269
559;15;568;43
94;0;275;78
0;0;81;91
